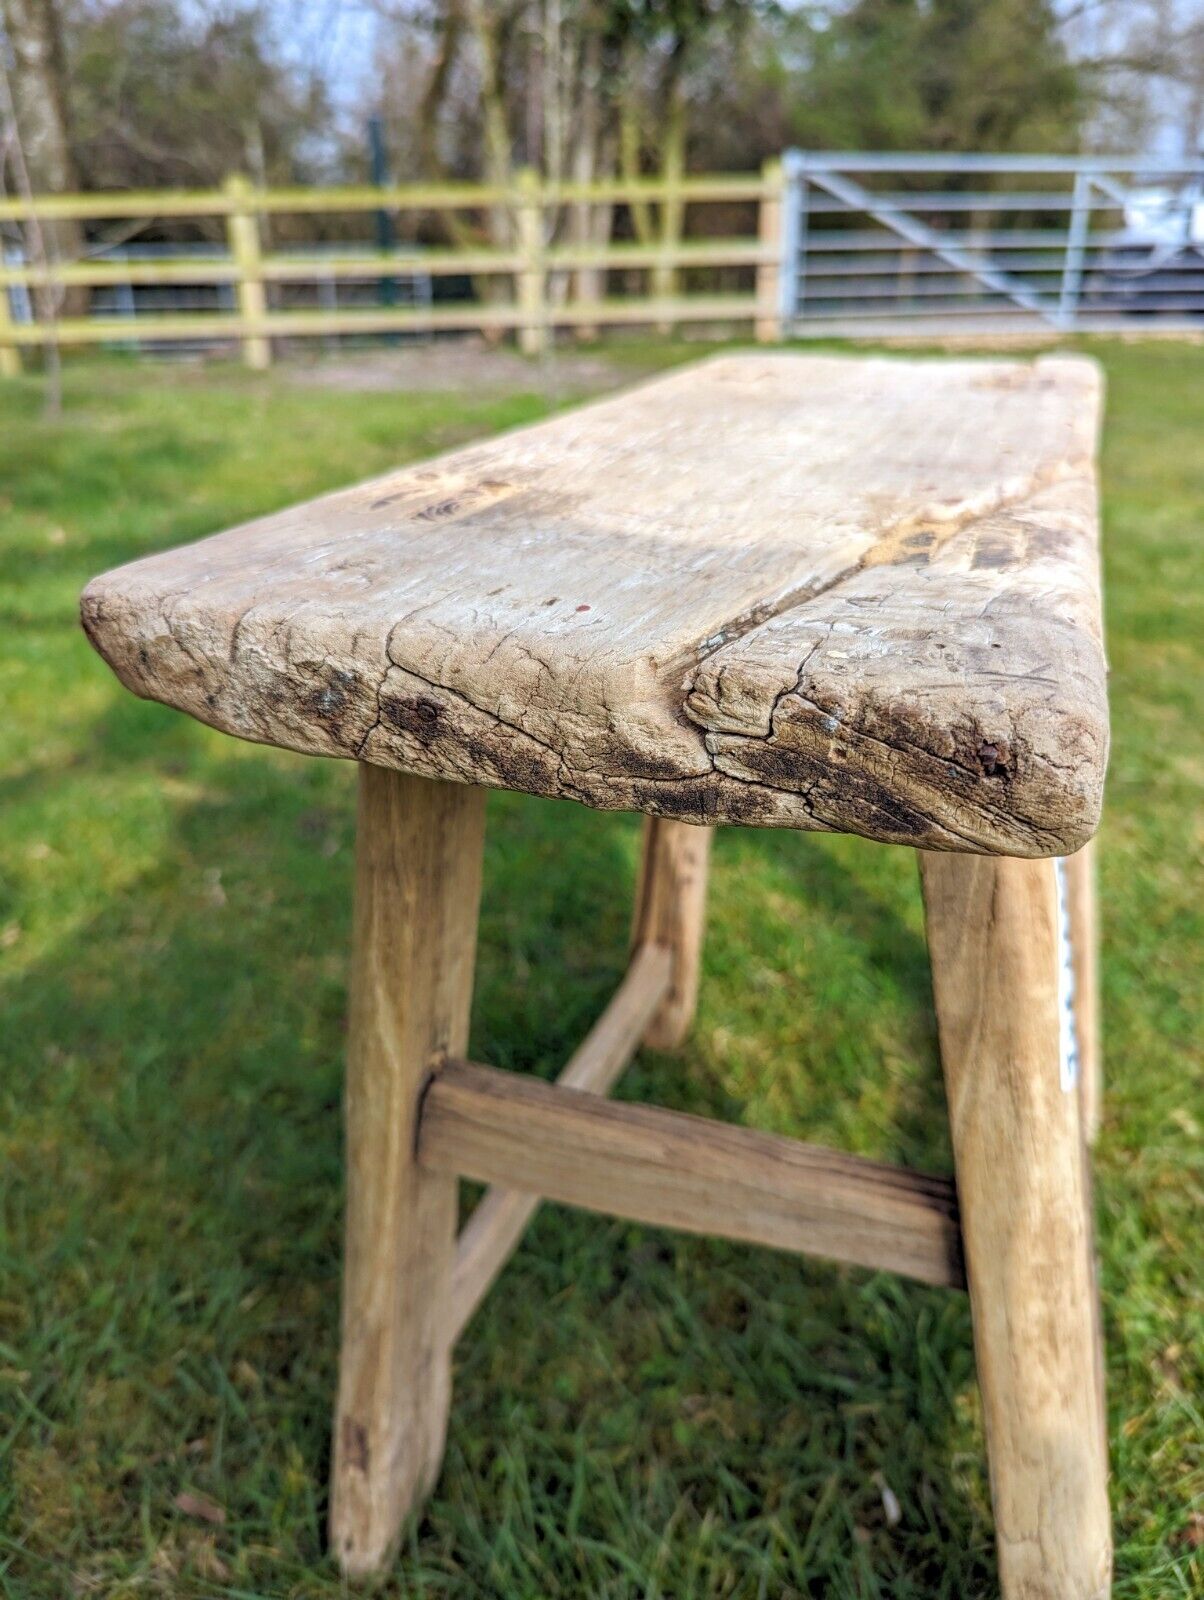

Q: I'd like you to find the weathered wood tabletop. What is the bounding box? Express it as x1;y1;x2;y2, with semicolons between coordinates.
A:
82;353;1107;855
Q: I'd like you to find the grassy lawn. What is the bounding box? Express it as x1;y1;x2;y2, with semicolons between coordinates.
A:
0;342;1200;1598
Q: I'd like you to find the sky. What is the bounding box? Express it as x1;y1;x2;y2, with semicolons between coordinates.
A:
266;0;379;119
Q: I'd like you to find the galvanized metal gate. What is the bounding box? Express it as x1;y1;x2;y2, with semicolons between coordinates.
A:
779;152;1204;336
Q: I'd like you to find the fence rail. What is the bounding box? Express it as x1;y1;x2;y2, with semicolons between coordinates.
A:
0;166;780;372
3;151;1203;373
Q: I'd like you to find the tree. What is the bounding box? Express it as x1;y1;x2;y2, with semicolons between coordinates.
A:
67;0;330;195
921;0;1084;152
1064;0;1204;154
1;0;82;312
372;0;763;309
368;1;630;319
785;0;1083;154
1;0;78;192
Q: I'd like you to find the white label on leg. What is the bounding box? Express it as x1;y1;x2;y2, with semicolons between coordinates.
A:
1054;855;1079;1092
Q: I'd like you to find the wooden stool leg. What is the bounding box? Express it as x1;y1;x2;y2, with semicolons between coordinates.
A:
920;852;1111;1600
631;816;712;1048
1065;840;1102;1144
330;767;486;1576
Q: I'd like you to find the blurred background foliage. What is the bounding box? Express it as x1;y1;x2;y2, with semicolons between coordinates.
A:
3;0;1202;203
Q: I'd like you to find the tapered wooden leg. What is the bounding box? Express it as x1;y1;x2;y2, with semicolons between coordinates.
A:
1065;841;1102;1144
330;767;486;1577
920;852;1111;1600
631;816;712;1048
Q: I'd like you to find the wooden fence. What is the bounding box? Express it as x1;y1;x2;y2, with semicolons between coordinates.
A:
0;163;784;374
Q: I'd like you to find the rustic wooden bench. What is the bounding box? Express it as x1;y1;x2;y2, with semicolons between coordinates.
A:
82;352;1111;1598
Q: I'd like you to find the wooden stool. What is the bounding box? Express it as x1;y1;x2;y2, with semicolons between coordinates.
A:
82;354;1111;1598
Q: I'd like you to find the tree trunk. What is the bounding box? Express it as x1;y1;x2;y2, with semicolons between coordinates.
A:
463;0;517;343
618;37;654;251
1;0;84;303
653;75;686;319
568;26;610;335
2;0;77;195
464;0;514;245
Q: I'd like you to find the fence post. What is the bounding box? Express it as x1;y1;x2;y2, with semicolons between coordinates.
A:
755;157;785;342
0;274;20;378
652;165;683;333
778;150;805;334
515;168;546;356
225;174;271;371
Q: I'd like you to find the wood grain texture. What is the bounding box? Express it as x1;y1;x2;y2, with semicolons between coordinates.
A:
81;353;1107;854
330;767;485;1577
1067;839;1103;1143
420;1061;966;1289
631;817;711;1048
448;942;671;1340
920;851;1111;1600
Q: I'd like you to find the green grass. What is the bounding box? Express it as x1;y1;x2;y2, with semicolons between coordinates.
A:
1;343;1200;1598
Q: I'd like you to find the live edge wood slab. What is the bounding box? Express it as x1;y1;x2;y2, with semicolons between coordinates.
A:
82;353;1112;1598
81;352;1107;856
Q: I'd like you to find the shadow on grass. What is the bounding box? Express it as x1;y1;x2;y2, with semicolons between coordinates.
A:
2;698;990;1598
